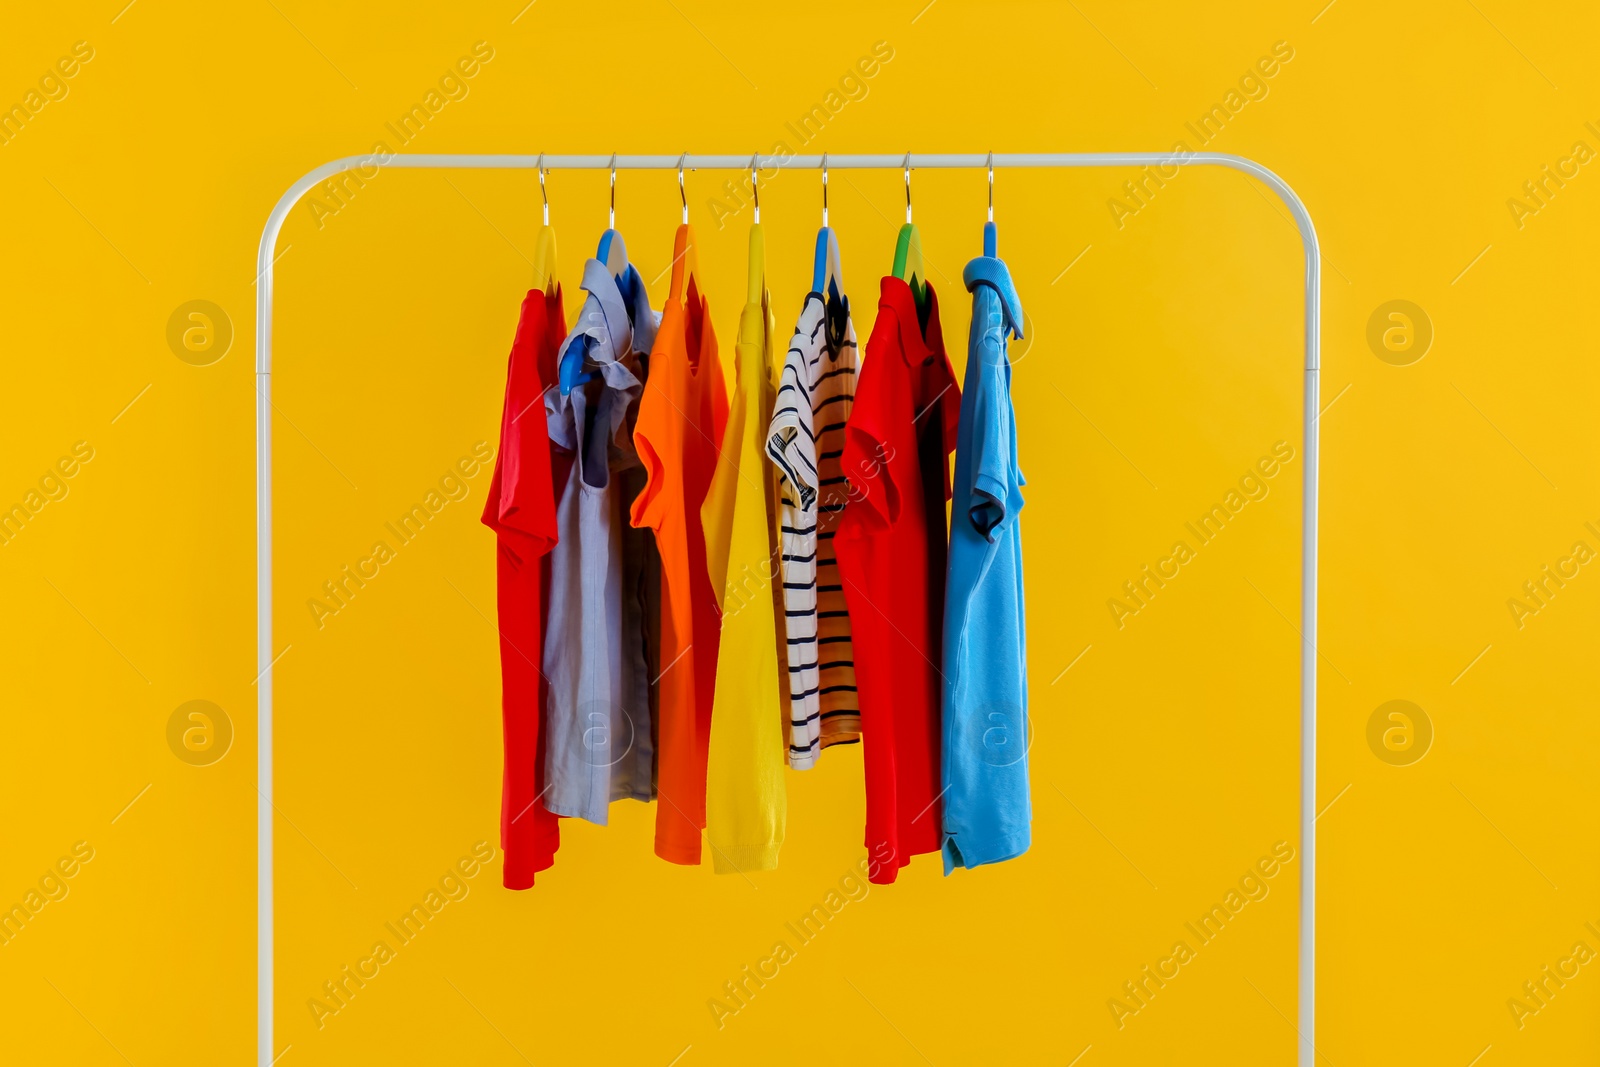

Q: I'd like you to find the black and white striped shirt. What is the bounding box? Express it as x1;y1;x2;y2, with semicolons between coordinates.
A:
766;290;861;769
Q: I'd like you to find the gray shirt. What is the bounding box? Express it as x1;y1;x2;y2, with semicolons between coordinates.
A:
542;254;660;824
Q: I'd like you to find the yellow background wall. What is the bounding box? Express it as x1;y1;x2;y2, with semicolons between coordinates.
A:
1;2;1596;1064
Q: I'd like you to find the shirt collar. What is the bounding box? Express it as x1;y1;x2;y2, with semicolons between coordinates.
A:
962;256;1024;340
878;275;944;364
618;264;657;355
578;257;634;356
563;258;645;397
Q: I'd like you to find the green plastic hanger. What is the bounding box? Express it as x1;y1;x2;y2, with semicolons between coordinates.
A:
891;152;927;311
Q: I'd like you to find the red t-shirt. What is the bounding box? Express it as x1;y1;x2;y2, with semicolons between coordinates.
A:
481;286;566;889
834;277;961;884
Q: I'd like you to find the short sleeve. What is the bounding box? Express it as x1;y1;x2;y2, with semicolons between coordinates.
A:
630;381;672;532
839;311;906;530
766;298;823;509
967;353;1014;542
485;295;558;556
700;371;746;605
480;429;507;530
500;384;557;544
629;313;678;533
701;303;729;456
938;357;962;505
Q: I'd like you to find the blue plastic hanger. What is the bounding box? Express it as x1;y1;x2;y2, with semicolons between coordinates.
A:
559;156;630;396
812;153;843;303
594;154;629;277
596;228;628;278
983;153;997;257
557;331;596;396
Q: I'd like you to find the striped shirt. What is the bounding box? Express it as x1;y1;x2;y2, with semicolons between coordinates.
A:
766;290;860;769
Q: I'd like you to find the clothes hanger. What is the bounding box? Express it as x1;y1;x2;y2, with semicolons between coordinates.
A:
668;153;699;306
747;154;766;306
981;154;1023;347
983;150;997;258
811;152;842;301
532;153;557;291
891;151;927;311
595;152;628;277
559;155;627;395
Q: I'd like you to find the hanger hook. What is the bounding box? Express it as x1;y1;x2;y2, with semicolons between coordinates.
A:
987;150;994;223
751;153;761;223
678;152;688;224
608;152;617;228
903;151;912;224
537;152;549;227
821;151;829;227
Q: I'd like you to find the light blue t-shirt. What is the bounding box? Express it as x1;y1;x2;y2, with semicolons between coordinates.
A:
543;255;659;825
941;251;1030;874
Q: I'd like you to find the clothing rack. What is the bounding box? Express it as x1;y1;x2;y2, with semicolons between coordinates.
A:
254;152;1321;1066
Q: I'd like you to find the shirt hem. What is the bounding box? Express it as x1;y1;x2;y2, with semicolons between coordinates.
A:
865;838;940;885
654;837;703;866
544;798;607;824
710;842;780;874
502;844;558;890
941;828;1032;875
544;791;650;825
820;723;861;747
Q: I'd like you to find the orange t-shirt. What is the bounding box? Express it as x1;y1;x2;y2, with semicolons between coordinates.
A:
631;225;728;865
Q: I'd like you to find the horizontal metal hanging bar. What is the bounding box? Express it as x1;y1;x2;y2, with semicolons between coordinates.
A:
260;151;1318;374
373;152;1204;170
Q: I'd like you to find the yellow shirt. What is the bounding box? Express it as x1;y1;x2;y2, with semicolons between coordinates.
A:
702;283;788;873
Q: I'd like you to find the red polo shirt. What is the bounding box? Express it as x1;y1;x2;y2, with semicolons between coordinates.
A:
482;286;566;889
834;277;961;884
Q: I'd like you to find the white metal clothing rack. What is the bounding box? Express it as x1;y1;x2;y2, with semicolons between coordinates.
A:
255;152;1321;1066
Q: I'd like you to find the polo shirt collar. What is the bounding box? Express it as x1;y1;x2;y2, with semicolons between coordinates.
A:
963;256;1024;340
573;257;655;392
618;263;657;355
879;275;944;364
578;257;631;356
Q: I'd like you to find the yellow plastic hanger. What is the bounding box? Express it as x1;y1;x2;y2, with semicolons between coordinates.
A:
747;155;766;305
532;155;557;291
